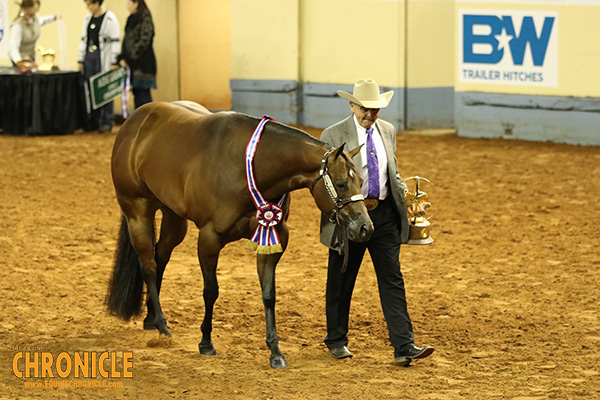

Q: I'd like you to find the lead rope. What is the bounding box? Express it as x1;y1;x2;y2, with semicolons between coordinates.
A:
331;224;350;273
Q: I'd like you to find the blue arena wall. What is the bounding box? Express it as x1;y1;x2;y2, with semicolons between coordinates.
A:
231;80;457;132
456;92;600;146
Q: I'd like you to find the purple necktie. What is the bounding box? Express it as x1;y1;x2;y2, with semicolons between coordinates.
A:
366;127;380;199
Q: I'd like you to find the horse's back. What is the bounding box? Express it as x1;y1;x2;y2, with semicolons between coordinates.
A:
170;100;212;116
117;102;252;143
113;102;244;161
112;102;257;220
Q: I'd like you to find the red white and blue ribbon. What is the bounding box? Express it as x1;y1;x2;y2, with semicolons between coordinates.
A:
245;116;286;254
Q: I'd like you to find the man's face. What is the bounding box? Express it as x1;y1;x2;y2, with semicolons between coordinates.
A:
350;102;380;129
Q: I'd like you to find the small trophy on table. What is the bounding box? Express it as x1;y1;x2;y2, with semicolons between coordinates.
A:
36;47;59;71
404;176;435;245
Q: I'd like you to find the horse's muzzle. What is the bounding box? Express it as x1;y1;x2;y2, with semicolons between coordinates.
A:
348;220;374;242
359;223;373;241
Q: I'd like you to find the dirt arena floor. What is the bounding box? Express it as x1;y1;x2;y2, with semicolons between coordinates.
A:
1;123;599;400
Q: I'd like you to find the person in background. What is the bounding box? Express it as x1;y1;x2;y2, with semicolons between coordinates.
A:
320;78;434;367
77;0;120;133
118;0;157;109
9;0;59;68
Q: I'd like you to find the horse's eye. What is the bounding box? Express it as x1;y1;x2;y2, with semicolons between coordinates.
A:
335;182;349;190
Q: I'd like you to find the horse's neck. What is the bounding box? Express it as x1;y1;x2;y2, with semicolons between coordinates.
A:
252;128;325;200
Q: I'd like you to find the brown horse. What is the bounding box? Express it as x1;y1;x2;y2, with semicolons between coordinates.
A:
106;101;373;368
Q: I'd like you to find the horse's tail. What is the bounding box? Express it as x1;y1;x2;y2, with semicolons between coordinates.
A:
106;216;144;320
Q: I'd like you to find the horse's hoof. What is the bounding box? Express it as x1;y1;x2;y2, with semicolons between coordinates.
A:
198;342;218;356
160;329;173;338
143;318;157;331
156;322;172;338
270;356;288;369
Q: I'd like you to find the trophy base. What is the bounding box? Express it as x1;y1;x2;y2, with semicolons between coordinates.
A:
406;237;434;245
406;219;433;246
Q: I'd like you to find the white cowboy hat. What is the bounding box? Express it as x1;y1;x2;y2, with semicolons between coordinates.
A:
337;78;394;109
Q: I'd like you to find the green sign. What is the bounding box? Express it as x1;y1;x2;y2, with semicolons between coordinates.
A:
89;68;125;110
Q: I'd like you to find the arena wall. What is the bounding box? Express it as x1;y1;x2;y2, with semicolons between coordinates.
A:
297;0;405;128
455;0;600;145
230;0;455;130
179;0;231;111
229;0;600;145
405;0;455;130
229;0;299;122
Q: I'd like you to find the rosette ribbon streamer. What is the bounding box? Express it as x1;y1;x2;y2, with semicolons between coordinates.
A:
245;116;287;254
121;67;131;119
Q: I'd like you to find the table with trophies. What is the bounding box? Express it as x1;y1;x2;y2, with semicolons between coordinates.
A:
0;48;88;136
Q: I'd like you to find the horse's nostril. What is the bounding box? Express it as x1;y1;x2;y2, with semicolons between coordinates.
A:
360;224;368;239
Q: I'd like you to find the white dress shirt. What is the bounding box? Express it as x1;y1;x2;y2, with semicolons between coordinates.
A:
353;115;389;200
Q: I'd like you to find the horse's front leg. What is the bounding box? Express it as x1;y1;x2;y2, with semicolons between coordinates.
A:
257;252;286;368
197;228;221;356
257;226;289;369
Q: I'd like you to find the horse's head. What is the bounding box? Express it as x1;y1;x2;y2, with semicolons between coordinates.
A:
311;145;374;242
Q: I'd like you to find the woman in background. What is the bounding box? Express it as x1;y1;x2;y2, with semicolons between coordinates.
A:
119;0;157;109
77;0;120;133
9;0;59;68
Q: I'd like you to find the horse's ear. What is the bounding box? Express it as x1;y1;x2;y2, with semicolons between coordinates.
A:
348;144;363;158
333;143;346;160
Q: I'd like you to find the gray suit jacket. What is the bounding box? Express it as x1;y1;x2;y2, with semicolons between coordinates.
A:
319;116;410;251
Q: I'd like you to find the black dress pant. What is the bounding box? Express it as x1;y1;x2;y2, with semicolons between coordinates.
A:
325;196;414;351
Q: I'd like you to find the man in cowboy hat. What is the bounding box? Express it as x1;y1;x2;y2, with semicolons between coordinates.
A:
320;78;434;366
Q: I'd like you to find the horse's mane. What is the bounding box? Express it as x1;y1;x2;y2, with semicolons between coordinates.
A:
215;111;329;153
260;116;325;148
261;116;357;171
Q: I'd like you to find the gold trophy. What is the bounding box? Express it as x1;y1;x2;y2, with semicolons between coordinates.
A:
36;47;58;71
404;176;435;245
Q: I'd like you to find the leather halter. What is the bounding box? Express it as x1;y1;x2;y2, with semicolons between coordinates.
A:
310;149;365;224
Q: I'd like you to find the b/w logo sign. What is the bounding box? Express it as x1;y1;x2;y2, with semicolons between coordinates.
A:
459;9;558;87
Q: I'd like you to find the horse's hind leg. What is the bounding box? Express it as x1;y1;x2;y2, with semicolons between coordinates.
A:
257;225;290;369
124;200;171;337
144;207;188;330
196;228;222;356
